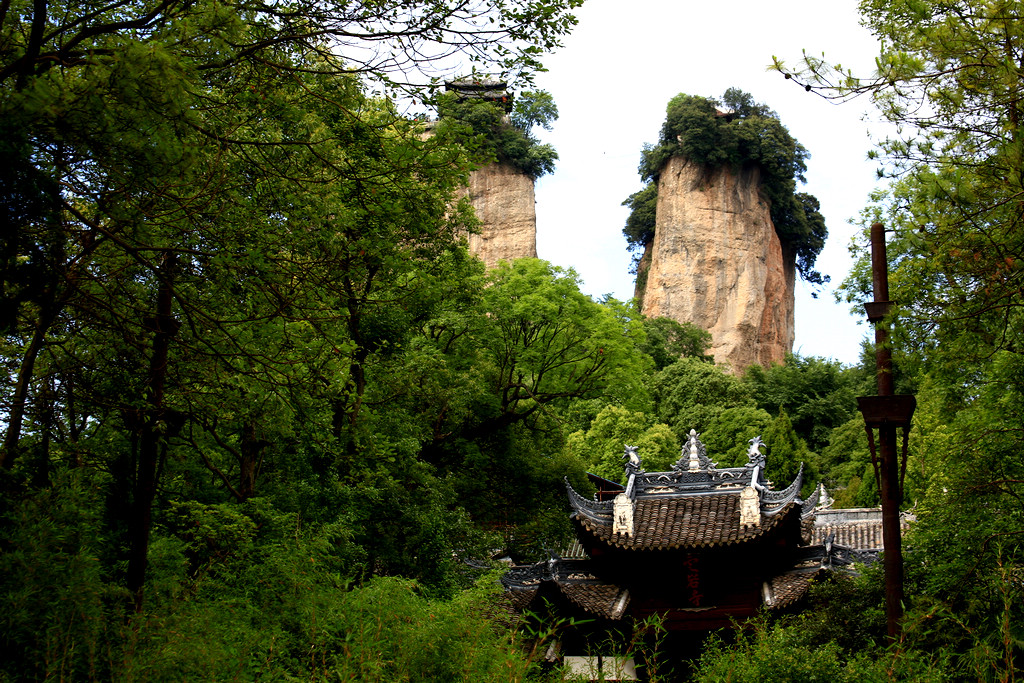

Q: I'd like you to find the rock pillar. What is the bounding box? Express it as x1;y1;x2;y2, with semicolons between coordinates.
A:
463;162;537;268
640;157;795;372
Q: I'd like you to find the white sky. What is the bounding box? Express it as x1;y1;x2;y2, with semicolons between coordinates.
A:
527;0;886;366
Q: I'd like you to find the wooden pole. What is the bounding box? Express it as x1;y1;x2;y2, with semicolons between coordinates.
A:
869;223;904;638
864;222;907;640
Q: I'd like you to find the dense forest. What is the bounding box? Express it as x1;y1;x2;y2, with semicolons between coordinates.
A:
1;0;1023;680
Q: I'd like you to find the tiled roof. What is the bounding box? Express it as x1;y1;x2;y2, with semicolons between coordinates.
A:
577;495;800;550
501;559;630;620
558;584;630;620
506;584;539;612
567;432;808;552
767;571;817;609
811;507;913;550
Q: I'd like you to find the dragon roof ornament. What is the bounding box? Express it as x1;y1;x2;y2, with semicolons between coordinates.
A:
623;444;642;475
746;436;767;467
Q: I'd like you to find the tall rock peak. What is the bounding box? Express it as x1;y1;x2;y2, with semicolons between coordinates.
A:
440;78;545;267
639;157;795;372
464;162;538;268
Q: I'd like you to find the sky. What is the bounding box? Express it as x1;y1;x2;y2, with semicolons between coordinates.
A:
524;0;886;366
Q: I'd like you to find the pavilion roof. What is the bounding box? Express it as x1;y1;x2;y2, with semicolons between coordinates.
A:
575;495;800;550
500;544;860;622
443;77;512;111
566;430;809;551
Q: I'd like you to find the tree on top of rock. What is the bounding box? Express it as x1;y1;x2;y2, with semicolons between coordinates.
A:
623;88;828;288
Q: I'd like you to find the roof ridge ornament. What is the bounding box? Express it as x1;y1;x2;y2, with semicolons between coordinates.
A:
674;429;714;472
623;444;642;475
746;436;767;468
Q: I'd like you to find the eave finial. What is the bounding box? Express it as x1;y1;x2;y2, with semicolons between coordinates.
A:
815;482;834;511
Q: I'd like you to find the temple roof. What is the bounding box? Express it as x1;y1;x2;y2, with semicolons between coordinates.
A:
500;544;862;621
566;431;808;551
811;507;914;551
444;77;512;111
576;494;799;550
498;432;877;629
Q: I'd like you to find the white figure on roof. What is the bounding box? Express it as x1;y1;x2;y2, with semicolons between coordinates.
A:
623;444;641;468
686;429;702;471
747;436;767;491
747;436;765;463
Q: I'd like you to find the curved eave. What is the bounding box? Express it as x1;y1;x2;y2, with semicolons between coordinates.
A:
801;484;821;519
764;569;820;610
565;478;614;525
761;464;804;517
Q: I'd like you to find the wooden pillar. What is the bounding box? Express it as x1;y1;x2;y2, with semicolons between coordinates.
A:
858;222;915;640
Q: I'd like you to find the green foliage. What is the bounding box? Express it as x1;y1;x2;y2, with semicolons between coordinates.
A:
693;615;948;682
744;354;862;453
477;260;648;423
798;0;1024;378
794;570;888;654
701;405;774;467
648;356;755;440
445;421;587;561
0;474;549;681
511;90;559;132
565;405;679;483
436;91;559;179
0;471;121;681
625;89;829;285
774;1;1024;667
901;351;1024;601
621;182;658;265
819;418;877;507
637;316;713;370
0;0;589;674
762;409;818;496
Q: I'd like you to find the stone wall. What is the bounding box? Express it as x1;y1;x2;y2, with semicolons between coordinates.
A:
639;156;795;372
463;162;537;268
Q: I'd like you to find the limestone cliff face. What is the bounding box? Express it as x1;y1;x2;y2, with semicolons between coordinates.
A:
640;156;795;372
463;162;537;268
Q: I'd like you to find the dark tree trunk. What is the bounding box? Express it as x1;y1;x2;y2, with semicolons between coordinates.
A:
238;421;267;500
125;256;179;614
1;303;55;470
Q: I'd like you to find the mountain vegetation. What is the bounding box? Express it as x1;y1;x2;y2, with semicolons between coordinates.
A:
623;88;829;286
1;0;1023;678
435;88;560;179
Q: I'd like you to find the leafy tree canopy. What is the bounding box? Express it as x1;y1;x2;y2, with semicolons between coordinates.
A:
435;89;559;179
744;353;862;453
648;356;755;440
775;0;1024;657
637;315;713;370
564;405;678;484
621;183;658;273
